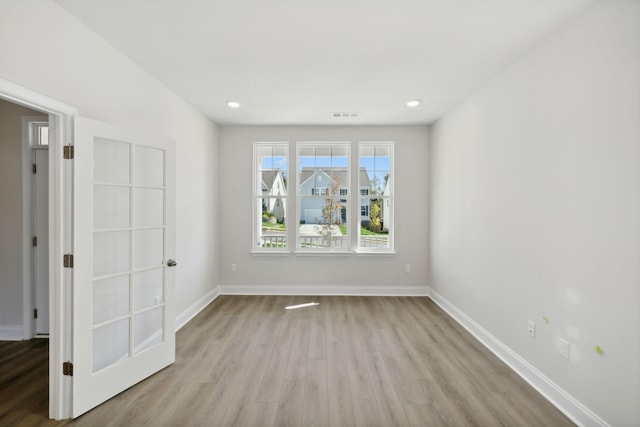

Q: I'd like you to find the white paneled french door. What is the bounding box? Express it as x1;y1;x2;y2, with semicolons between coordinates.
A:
72;118;176;417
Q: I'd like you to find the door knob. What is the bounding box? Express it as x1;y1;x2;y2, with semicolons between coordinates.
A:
167;259;177;267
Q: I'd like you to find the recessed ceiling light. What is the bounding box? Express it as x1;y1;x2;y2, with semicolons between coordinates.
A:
226;100;241;109
406;99;421;108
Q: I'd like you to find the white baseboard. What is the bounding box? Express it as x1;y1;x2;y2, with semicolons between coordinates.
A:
427;287;609;427
0;325;25;341
175;287;220;331
219;284;429;297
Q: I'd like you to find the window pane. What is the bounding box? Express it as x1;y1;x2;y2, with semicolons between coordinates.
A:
135;146;164;187
93;274;130;325
38;126;49;146
93;318;129;373
298;146;348;195
299;197;348;248
255;143;288;250
94;185;130;229
359;143;393;251
93;231;130;277
258;145;288;195
297;143;350;251
133;268;164;311
298;197;349;249
133;307;163;354
257;197;287;248
135;188;164;227
94;138;130;184
134;229;164;269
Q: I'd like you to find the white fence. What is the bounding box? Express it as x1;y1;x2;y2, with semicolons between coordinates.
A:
260;234;388;248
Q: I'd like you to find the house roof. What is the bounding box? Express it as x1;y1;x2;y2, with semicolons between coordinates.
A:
299;167;371;189
261;169;282;192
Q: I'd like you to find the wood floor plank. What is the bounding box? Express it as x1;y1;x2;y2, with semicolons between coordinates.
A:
285;318;311;381
242;401;279;427
326;340;356;427
308;308;327;360
273;380;305;427
348;368;384;427
0;295;576;427
302;358;329;427
256;335;294;402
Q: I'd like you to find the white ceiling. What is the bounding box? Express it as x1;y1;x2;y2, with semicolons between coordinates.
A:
55;0;595;125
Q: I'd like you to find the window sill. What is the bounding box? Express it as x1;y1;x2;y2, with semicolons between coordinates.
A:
293;251;352;257
353;250;396;256
250;250;397;257
251;250;291;256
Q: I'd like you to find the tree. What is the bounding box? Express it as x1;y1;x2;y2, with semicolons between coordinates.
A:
322;175;343;226
370;199;381;232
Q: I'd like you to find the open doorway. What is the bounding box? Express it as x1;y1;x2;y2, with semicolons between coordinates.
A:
0;100;50;422
0;81;75;420
0;98;47;340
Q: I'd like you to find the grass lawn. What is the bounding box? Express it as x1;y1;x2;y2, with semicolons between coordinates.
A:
360;227;388;236
262;221;286;231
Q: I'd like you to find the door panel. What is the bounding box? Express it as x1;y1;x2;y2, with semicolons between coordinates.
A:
73;117;175;417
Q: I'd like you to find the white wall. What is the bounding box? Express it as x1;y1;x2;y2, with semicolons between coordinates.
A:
219;125;429;293
0;0;220;324
429;1;639;425
0;99;44;338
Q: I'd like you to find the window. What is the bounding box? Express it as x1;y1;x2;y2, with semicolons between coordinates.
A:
297;143;350;251
253;141;394;254
30;121;49;146
254;143;288;250
358;143;393;251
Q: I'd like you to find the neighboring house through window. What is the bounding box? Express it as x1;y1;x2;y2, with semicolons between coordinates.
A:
253;141;394;253
297;143;350;251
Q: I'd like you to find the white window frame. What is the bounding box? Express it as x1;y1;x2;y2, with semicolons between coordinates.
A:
251;141;395;256
296;142;351;253
253;142;290;253
357;142;394;253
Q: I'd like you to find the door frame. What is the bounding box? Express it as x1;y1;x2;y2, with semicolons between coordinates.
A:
1;77;76;420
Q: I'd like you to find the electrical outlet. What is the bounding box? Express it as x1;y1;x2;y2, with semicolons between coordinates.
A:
559;338;570;359
231;263;237;272
155;295;162;305
527;320;535;337
405;264;411;273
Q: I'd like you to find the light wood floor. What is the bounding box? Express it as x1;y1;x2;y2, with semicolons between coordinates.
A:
1;295;575;426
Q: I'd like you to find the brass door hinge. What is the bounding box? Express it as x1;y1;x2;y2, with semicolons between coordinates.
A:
32;163;37;174
63;145;74;159
63;254;74;268
63;361;73;376
33;236;37;247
